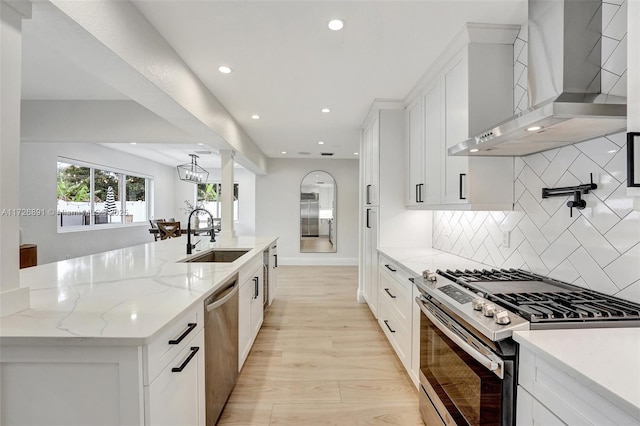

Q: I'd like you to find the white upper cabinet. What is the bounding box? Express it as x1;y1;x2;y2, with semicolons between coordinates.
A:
405;24;520;210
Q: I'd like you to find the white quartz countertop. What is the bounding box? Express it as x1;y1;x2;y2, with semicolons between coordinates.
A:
378;247;492;277
0;236;277;346
514;328;640;420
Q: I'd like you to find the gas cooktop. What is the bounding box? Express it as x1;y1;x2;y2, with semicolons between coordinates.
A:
438;268;640;326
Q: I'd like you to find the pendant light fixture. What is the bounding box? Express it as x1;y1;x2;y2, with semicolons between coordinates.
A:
177;154;209;183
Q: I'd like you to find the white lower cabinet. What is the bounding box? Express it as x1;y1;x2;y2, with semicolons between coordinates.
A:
147;329;205;426
377;255;419;385
517;346;638;425
238;255;264;369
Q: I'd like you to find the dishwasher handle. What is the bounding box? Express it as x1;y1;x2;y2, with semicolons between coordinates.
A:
205;280;239;312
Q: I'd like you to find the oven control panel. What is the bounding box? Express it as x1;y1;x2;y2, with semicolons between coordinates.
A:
438;285;475;304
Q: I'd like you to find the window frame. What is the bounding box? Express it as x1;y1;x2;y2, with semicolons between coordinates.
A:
56;157;153;232
194;182;239;222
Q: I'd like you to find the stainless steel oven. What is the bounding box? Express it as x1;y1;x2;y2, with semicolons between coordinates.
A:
417;296;516;426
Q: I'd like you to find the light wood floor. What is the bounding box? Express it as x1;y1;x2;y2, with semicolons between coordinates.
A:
300;237;335;253
218;265;422;425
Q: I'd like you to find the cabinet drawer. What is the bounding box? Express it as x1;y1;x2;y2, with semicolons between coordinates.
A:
379;266;412;321
379;257;413;318
378;299;411;370
145;304;203;385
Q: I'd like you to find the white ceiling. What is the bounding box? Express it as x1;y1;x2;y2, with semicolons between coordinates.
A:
21;0;527;167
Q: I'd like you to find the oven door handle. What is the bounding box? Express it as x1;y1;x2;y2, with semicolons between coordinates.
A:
418;299;503;378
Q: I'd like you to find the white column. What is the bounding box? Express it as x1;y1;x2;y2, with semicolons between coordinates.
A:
219;150;236;241
0;0;31;316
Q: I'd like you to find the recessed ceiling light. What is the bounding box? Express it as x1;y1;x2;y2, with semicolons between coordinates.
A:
354;152;359;155
321;108;330;113
318;141;325;145
197;143;204;146
527;126;542;132
470;148;480;153
130;142;137;145
607;149;617;154
251;114;260;120
218;66;232;74
328;19;344;31
281;151;287;154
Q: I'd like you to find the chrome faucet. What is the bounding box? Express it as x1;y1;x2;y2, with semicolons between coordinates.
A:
187;208;216;254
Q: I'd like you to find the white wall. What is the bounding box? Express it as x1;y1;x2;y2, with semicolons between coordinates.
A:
20;142;176;264
256;158;359;265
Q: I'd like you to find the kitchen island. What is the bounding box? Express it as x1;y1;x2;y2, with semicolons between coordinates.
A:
0;235;277;426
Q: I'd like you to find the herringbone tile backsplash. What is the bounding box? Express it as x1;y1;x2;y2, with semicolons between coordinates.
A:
433;2;639;303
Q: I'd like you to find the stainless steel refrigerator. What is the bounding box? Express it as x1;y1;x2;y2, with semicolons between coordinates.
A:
300;192;319;237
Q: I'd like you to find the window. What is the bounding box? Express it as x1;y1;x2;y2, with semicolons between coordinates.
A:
196;183;239;222
57;159;151;228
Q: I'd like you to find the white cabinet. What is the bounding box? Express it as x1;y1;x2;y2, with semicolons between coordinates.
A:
363;206;379;316
362;115;380;207
0;304;206;426
405;24;518;210
406;97;424;206
517;345;639;425
359;101;431;314
147;329;205;426
238;254;264;368
267;242;278;306
377;255;419;385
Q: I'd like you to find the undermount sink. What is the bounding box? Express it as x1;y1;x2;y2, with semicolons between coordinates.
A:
183;249;250;263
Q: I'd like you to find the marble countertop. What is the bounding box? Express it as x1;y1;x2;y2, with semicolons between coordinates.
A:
0;236;277;346
378;246;491;276
514;329;640;420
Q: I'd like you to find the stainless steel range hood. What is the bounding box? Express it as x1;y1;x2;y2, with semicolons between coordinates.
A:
449;0;626;157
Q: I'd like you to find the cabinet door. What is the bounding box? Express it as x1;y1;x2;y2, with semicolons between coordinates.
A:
238;279;253;368
363;118;379;207
423;82;442;205
364;207;379;316
147;329;205;426
442;56;470;205
250;267;264;338
406;98;424;206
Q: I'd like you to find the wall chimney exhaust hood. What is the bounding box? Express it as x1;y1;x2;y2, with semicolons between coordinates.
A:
449;0;626;157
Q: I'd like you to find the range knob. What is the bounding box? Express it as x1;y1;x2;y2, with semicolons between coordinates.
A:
472;299;485;311
494;310;511;325
481;303;496;317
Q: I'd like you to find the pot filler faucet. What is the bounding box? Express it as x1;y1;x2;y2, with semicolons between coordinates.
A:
187;208;216;254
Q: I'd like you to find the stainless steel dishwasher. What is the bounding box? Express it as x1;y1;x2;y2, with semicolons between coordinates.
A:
203;274;239;425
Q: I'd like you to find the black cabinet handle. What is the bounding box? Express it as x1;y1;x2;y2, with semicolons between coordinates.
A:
419;184;424;203
366;208;371;229
415;184;419;203
384;264;396;272
459;174;467;200
366;184;372;205
383;320;396;333
384;288;397;299
274;254;278;268
408;277;415;283
171;346;200;372
168;323;197;345
253;277;259;299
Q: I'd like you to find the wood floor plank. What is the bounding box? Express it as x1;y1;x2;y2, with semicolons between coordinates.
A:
221;265;422;425
269;402;423;425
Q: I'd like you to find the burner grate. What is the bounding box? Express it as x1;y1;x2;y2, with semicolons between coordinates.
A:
491;291;640;322
438;268;542;282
